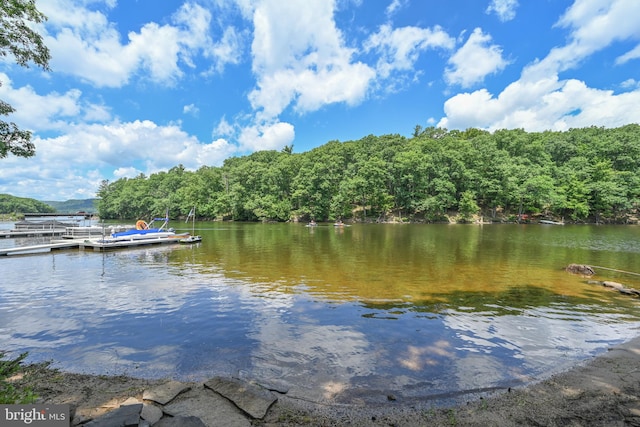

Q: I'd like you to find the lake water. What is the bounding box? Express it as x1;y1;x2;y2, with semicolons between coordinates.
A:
1;222;640;405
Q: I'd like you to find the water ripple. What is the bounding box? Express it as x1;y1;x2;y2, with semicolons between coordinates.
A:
1;224;640;403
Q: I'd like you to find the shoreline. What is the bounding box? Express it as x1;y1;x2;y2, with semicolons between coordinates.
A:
11;335;640;426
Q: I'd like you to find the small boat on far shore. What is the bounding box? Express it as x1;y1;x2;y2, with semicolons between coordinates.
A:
180;235;202;243
539;219;564;225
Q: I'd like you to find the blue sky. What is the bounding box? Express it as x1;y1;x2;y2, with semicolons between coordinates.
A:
1;0;639;201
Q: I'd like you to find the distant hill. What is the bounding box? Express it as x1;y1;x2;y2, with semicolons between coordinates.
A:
43;199;98;213
0;194;55;214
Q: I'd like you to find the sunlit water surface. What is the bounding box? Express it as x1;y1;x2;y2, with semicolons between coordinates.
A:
1;222;640;404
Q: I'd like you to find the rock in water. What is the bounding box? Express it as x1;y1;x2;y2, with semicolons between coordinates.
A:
565;264;595;276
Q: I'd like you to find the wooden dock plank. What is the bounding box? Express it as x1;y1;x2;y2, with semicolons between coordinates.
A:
80;237;182;251
0;241;80;256
0;229;66;239
1;235;186;256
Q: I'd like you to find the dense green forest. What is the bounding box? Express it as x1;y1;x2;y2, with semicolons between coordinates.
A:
96;125;640;224
0;194;55;215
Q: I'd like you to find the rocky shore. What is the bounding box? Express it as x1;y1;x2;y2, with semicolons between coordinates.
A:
11;335;640;426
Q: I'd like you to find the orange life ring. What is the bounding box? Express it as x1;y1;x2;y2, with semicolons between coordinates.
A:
136;220;148;230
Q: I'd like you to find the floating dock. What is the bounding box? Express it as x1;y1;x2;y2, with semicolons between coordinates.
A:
0;229;66;239
0;236;184;256
80;236;186;251
1;217;93;239
0;241;81;255
24;212;93;219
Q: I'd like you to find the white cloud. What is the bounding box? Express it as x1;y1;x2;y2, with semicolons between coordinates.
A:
525;0;640;80
0;119;239;200
197;138;236;165
172;2;213;57
0;151;106;201
486;0;518;22
238;121;295;152
438;76;640;132
207;26;244;74
364;24;455;80
385;0;408;18
82;102;112;122
39;0;115;34
40;1;235;88
616;44;640;65
445;28;509;88
439;0;640;131
247;0;375;121
128;23;184;84
183;104;199;116
0;73;102;131
0;74;228;180
291;64;373;112
41;0;140;88
621;78;640;89
211;0;376;151
8;0;639;202
113;166;142;179
214;117;235;138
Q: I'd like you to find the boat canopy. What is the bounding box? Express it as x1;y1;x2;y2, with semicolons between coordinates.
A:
111;228;163;238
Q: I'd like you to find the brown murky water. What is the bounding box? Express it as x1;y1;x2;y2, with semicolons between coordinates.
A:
2;222;640;403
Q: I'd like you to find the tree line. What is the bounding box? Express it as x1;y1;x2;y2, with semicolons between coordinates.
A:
0;194;55;215
96;124;640;224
